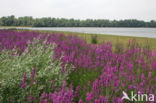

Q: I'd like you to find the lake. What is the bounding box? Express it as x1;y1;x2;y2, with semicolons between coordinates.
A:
1;27;156;38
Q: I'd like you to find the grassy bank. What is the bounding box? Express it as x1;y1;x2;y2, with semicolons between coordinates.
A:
1;27;156;49
17;29;156;50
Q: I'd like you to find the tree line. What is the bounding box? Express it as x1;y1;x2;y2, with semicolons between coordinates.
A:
0;15;156;27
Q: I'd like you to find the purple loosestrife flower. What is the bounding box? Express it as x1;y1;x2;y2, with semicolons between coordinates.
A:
79;99;83;103
20;82;25;88
141;73;145;80
75;86;80;98
128;84;133;90
143;48;146;54
28;95;32;103
40;98;43;103
78;59;82;67
140;54;144;65
96;89;101;95
148;72;152;79
88;80;91;86
44;99;47;103
50;83;73;103
99;95;104;103
74;59;78;64
113;79;120;88
92;79;98;91
42;92;47;100
86;91;94;102
104;96;108;103
140;80;146;87
112;96;116;103
20;72;27;88
49;92;53;102
62;80;66;89
83;86;87;91
95;99;99;103
117;98;122;103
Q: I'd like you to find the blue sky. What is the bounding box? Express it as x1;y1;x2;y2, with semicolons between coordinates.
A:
0;0;156;21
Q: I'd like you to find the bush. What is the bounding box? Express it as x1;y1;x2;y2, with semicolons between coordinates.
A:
0;38;72;102
91;35;98;44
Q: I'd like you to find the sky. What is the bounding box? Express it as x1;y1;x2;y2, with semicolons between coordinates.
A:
0;0;156;21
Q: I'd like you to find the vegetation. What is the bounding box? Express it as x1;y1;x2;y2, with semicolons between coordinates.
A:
0;38;73;102
91;35;98;44
0;30;155;103
21;29;156;50
0;15;156;27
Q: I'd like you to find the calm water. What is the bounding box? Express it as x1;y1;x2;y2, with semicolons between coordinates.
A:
1;27;156;38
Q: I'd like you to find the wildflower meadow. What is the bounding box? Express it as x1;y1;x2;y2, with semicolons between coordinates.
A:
0;30;155;103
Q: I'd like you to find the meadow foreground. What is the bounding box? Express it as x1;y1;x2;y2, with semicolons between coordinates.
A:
0;30;155;103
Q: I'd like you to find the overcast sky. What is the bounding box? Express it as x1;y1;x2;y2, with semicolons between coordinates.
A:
0;0;156;21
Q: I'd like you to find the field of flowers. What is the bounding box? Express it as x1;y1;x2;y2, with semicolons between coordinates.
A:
0;30;155;103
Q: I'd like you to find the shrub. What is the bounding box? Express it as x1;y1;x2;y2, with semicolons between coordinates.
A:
91;35;98;44
0;38;72;102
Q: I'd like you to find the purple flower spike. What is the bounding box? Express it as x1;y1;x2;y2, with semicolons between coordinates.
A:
79;99;83;103
42;92;47;99
20;72;27;88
